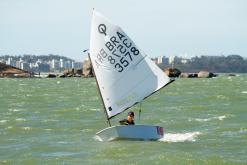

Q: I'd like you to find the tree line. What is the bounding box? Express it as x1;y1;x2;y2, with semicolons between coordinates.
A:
158;55;247;73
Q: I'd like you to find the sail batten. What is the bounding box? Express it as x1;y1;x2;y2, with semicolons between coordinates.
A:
89;10;172;119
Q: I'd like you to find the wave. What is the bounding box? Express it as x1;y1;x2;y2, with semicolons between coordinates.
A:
159;131;201;142
239;128;247;134
216;95;229;100
190;115;226;122
94;132;202;142
0;120;8;124
40;151;78;157
241;91;247;94
81;108;101;112
222;128;247;137
89;108;101;112
19;83;27;86
44;129;53;131
8;108;23;112
22;127;31;130
16;118;26;122
94;135;103;142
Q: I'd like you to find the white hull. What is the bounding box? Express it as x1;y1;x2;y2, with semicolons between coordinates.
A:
96;125;164;141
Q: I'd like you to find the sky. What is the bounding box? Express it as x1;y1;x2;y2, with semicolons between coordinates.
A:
1;0;247;61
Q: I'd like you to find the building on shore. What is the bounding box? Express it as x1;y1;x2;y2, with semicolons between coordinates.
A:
73;62;83;69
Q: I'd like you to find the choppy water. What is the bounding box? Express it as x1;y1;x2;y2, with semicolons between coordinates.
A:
0;75;247;164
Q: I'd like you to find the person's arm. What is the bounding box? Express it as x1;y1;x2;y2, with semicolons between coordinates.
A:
119;119;128;125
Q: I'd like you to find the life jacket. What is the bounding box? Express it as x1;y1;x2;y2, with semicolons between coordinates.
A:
119;119;135;125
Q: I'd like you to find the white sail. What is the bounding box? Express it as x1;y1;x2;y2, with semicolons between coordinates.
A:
89;10;172;119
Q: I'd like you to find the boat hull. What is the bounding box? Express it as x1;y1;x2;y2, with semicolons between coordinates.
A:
96;125;164;141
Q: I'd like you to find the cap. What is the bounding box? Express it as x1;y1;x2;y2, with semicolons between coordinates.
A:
128;111;134;116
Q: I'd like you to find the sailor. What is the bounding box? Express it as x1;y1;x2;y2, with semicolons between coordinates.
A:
119;111;135;125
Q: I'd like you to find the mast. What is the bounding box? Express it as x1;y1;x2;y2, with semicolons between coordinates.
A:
88;53;111;126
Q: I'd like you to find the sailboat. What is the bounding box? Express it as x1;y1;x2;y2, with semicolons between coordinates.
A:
89;10;174;141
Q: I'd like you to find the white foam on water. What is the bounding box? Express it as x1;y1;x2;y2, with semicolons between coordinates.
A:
194;118;211;122
44;129;52;131
16;118;26;122
0;160;7;164
7;126;13;129
0;120;9;124
81;128;92;133
89;108;101;112
194;115;226;122
216;95;229;100
22;127;31;130
8;108;22;112
94;135;103;142
57;141;70;144
239;128;247;134
93;132;202;142
241;91;247;94
218;116;226;120
0;120;8;123
159;132;201;143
